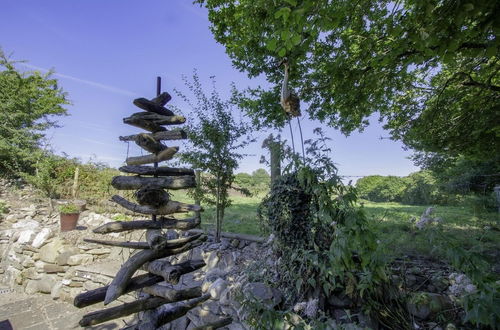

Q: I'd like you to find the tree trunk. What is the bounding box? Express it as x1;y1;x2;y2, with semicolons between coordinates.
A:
93;215;201;234
83;232;203;250
104;237;206;304
125;112;185;126
119;129;187;142
269;140;281;184
125;147;178;166
111;195;202;215
134;186;170;207
192;317;233;330
151;92;172;107
111;175;195;190
123;115;167;133
119;165;194;177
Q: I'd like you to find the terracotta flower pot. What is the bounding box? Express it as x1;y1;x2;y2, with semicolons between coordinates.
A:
60;213;79;231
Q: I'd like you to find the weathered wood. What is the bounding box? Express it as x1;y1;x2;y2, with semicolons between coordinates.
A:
74;273;162;308
83;238;150;249
155;294;211;327
189;229;265;243
73;259;205;308
146;229;167;250
111;175;195;190
192;317;233;330
93;215;201;234
83;233;203;250
151;92;172;107
111;195;202;215
133;97;174;116
143;285;201;301
134;185;170;207
125;147;178;166
144;258;205;284
126;112;185;126
79;296;168;327
104;237;207;304
119;129;187;142
123;115;166;133
134;133;166;153
120;165;194;177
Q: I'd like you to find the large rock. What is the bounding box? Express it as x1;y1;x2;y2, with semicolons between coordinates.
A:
12;219;39;230
17;229;36;244
209;278;228;300
56;246;80;265
38;274;58;293
407;292;452;320
31;228;53;248
243;282;282;308
39;238;64;263
67;254;93;266
25;279;40;294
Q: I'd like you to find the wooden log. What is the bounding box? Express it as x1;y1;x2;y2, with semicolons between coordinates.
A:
111;195;202;215
126;112;185;126
93;215;201;234
119;129;187;142
111;175;195;190
151;92;172;106
125;147;178;166
123;115;166;133
104;237;207;304
143;285;201;301
155;294;211;327
192;317;233;330
134;133;166;153
83;238;149;249
146;229;167;250
133;97;175;116
83;233;204;250
144;258;205;284
74;273;162;308
119;165;194;177
73;259;205;308
134;185;170;207
189;229;265;243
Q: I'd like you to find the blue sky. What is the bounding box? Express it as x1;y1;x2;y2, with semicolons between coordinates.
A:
0;0;419;179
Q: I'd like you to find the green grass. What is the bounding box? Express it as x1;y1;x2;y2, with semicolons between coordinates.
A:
170;191;500;266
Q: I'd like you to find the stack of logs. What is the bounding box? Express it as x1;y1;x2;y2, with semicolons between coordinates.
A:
73;89;232;329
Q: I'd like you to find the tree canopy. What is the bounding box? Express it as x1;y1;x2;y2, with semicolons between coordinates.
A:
0;50;69;175
198;0;499;160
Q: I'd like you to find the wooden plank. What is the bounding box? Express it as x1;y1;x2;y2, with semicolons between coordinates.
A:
93;215;201;234
125;147;178;166
134;133;166;153
119;129;187;142
111;195;202;215
119;165;194;177
111;175;195;190
133;96;174;116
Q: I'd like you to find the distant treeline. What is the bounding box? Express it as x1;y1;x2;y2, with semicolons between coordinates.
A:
356;155;499;210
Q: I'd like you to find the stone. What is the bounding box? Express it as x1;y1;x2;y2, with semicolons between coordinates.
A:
31;228;53;248
231;239;240;248
407;292;452;320
21;268;40;280
38;274;57;293
219;287;232;306
25;279;40;294
51;281;63;300
17;229;36;244
21;257;35;268
209;278;228;300
237;240;247;249
244;282;282;308
39;238;64;263
87;248;111;255
203;250;220;270
56;246;80;265
43;264;65;273
12;219;39;230
66;254;93;266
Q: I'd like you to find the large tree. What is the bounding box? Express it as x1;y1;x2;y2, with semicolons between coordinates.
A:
0;50;69;175
198;0;499;160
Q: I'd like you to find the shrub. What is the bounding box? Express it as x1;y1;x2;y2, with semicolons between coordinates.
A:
58;203;79;214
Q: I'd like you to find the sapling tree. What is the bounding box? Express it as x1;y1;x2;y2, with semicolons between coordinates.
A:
177;73;254;242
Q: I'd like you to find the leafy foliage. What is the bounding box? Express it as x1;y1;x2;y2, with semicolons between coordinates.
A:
197;0;499;159
177;73;254;241
234;169;271;195
0;50;69;175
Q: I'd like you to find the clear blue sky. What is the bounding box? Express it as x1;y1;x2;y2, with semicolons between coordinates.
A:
0;0;419;180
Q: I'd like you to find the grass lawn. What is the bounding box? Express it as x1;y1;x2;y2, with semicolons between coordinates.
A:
171;191;500;269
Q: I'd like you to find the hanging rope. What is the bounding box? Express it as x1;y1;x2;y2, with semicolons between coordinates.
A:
288;117;296;156
297;116;306;164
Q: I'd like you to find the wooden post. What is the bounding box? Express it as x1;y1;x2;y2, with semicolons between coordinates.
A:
71;166;80;199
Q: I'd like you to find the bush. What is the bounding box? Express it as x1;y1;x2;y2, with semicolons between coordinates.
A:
356;175;407;203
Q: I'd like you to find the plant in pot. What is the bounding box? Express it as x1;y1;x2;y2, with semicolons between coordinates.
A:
59;203;80;231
